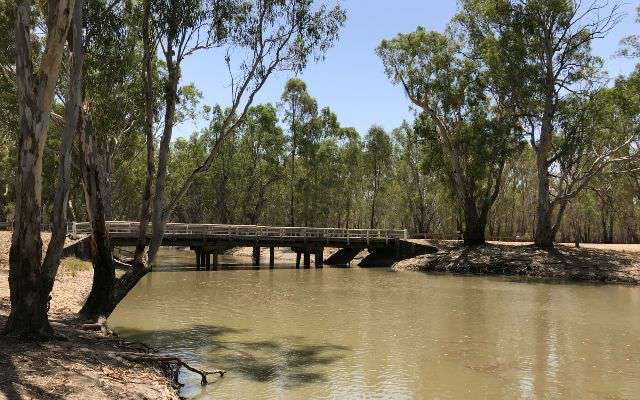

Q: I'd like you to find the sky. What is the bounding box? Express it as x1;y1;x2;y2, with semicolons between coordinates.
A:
175;0;639;138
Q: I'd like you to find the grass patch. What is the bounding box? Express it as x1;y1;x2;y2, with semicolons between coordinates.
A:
60;257;92;276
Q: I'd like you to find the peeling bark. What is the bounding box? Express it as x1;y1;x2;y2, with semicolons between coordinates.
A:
78;110;115;320
5;0;76;338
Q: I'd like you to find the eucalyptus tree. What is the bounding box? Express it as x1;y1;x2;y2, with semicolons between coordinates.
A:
363;126;393;229
377;24;521;245
67;0;148;319
237;104;286;224
132;0;345;266
462;0;626;247
280;78;318;226
6;0;77;337
142;0;242;264
299;106;340;226
393;122;434;234
154;0;346;259
337;127;364;229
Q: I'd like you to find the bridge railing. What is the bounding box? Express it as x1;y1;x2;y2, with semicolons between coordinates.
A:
70;221;408;240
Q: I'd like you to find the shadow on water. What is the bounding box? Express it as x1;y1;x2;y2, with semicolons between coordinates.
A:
117;324;350;389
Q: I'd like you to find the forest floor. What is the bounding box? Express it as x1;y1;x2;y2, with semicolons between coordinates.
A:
394;240;640;284
0;232;178;400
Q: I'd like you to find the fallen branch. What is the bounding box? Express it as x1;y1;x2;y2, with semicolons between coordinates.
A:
119;352;225;385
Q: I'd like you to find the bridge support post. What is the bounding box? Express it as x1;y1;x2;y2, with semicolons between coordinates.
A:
304;250;311;268
296;251;301;269
200;251;206;271
269;247;275;268
212;250;218;269
195;249;201;270
205;252;211;270
252;246;261;266
315;248;324;268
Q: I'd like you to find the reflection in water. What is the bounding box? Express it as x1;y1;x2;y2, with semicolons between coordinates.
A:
109;249;640;399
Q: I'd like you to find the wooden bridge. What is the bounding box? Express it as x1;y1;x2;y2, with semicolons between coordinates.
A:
70;221;436;269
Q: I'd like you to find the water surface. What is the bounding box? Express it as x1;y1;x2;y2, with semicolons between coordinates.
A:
109;250;640;399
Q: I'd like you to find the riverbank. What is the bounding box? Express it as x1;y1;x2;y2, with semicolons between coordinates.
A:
393;241;640;284
0;232;179;399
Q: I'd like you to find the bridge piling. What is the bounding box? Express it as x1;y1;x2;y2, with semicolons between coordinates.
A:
296;251;301;269
269;247;275;268
195;249;201;270
212;250;218;268
304;250;311;268
252;246;261;266
315;248;324;268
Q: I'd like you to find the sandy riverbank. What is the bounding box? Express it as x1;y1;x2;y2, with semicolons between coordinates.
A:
394;240;640;284
0;232;179;400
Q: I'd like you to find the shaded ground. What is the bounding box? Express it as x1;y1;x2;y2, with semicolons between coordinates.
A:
394;241;640;284
0;232;178;400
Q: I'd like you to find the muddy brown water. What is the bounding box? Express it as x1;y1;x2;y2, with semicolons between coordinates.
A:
109;249;640;399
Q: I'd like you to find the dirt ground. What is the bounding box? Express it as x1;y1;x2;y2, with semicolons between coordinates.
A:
394;240;640;284
0;232;179;400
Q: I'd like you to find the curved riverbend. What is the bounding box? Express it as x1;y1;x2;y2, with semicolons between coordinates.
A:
109;250;640;399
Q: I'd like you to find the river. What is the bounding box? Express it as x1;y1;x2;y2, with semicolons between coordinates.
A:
109;249;640;399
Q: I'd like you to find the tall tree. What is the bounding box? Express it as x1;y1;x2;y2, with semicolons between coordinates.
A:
364;126;392;229
394;122;434;234
338;127;364;229
237;104;285;224
280;78;317;226
156;0;346;261
5;0;77;337
471;0;624;247
377;25;521;245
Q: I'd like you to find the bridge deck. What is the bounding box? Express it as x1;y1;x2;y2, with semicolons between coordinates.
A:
70;221;435;268
71;221;408;248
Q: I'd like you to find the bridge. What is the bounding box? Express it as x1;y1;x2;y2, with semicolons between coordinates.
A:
70;221;436;269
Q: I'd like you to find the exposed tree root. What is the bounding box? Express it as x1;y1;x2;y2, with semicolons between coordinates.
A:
119;352;225;385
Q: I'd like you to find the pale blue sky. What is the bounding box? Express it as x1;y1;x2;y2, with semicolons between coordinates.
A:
176;0;639;138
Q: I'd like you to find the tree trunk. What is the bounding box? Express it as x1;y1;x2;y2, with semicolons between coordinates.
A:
369;187;377;229
533;42;557;249
289;102;297;226
5;0;75;338
148;57;179;264
462;196;486;246
42;0;84;294
133;0;155;264
534;117;555;248
78;110;115;320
